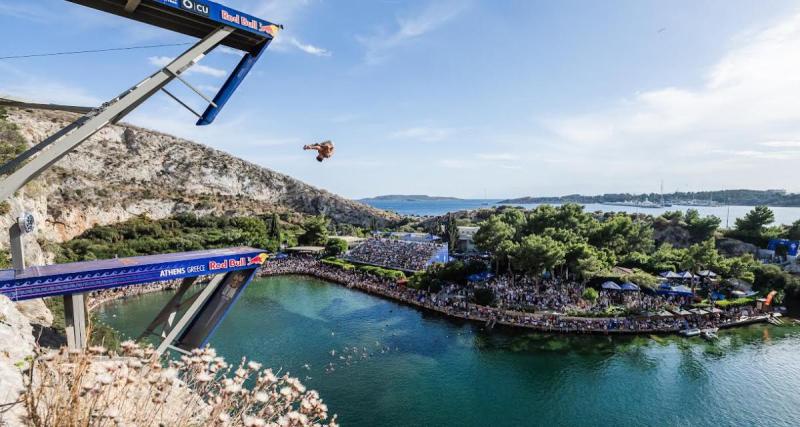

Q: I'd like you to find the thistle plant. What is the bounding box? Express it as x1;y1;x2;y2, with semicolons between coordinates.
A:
21;341;337;427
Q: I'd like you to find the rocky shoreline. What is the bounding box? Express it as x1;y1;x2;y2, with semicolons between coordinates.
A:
84;259;780;336
259;258;778;336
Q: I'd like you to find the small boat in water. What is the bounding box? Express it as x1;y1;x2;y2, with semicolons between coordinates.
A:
701;328;719;341
680;328;701;337
767;316;784;326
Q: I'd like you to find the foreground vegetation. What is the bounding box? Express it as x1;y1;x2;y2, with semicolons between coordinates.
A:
22;343;336;426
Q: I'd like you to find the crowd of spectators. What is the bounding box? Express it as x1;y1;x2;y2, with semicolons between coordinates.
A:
260;256;768;334
484;276;692;316
88;281;179;309
345;238;442;271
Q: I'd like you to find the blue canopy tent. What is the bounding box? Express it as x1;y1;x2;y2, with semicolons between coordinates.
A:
697;270;717;278
660;271;681;279
671;285;694;296
467;272;495;283
656;284;694;297
677;271;694;280
601;281;622;291
621;282;640;292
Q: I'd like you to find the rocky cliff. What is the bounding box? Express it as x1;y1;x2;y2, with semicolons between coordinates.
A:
0;107;398;263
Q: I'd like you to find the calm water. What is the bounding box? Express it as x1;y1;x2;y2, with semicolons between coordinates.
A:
98;276;800;427
362;199;800;226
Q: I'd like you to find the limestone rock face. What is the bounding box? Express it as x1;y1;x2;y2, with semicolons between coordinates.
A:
0;108;399;260
716;237;759;257
653;224;693;248
15;298;53;327
0;296;35;426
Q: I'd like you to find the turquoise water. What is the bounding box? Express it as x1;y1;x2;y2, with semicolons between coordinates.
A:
362;199;800;225
97;276;800;427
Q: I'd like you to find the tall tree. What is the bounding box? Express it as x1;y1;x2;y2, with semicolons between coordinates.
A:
445;213;459;251
785;219;800;240
684;209;721;242
474;216;515;271
299;215;330;246
735;205;775;233
268;212;281;243
513;234;567;276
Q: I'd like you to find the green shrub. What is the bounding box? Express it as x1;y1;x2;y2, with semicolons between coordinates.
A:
582;287;599;302
0;249;10;269
715;297;756;309
57;214;289;262
324;238;348;257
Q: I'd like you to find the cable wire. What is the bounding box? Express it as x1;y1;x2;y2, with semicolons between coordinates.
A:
0;42;193;60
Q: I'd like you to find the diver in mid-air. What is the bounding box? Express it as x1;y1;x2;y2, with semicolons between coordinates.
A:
304;140;335;162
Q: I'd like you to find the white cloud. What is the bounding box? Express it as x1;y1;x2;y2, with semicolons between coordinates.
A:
216;46;245;57
289;38;332;57
0;63;100;106
223;1;331;57
357;0;470;65
439;159;470;169
476;153;517;161
148;56;227;78
760;140;800;148
391;126;456;142
197;85;221;95
227;0;310;23
0;2;53;22
538;10;800;191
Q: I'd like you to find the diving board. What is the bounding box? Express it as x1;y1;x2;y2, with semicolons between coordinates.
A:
1;0;280;202
67;0;280;53
0;247;268;353
0;247;267;301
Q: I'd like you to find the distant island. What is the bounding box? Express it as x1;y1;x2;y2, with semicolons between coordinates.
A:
499;189;800;207
361;195;464;202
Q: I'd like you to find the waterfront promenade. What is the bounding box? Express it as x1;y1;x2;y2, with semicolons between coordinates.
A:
260;257;774;335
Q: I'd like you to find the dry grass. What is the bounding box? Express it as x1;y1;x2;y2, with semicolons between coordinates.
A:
20;342;337;427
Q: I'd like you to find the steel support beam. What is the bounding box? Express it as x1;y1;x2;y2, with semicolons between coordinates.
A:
123;0;141;13
8;223;25;272
0;26;234;202
154;274;225;355
138;276;199;340
63;293;88;349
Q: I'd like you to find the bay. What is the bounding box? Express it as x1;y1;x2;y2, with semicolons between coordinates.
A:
97;275;800;427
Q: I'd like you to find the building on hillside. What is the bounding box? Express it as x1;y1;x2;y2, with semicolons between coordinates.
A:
286;246;326;255
331;236;366;248
385;232;441;243
456;226;480;254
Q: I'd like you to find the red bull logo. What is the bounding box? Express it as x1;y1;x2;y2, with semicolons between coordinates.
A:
248;253;269;265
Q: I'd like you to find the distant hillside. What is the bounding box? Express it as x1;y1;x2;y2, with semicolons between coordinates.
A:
500;190;800;207
0;107;399;264
361;195;463;201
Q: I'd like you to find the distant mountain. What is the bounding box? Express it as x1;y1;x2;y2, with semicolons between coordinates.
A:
499;190;800;207
361;195;463;201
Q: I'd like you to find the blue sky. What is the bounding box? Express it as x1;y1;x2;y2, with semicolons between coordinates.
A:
2;0;799;199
